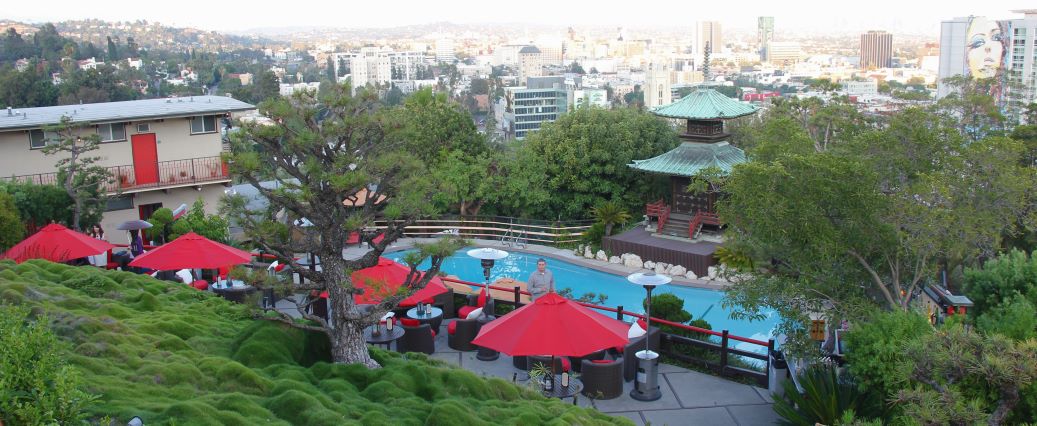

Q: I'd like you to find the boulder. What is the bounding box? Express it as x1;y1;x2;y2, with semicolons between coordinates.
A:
583;246;594;259
596;250;608;261
623;254;643;269
670;265;687;276
575;244;584;256
609;256;622;264
707;266;719;280
684;270;698;280
644;261;656;269
654;263;667;275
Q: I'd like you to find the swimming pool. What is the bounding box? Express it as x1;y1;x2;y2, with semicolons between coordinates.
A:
384;248;778;352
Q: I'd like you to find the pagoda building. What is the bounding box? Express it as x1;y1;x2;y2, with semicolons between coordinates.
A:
629;88;758;239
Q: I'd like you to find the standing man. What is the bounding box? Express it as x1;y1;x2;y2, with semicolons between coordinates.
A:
527;258;555;301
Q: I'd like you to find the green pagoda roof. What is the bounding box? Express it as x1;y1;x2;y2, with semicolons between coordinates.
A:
629;141;746;176
651;88;758;120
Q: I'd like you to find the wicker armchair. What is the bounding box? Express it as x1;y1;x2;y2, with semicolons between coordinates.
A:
581;359;624;400
623;328;661;382
570;350;606;373
447;319;480;351
528;355;572;374
397;324;436;355
433;288;456;319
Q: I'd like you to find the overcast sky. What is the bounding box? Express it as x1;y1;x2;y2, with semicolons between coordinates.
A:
4;0;1027;35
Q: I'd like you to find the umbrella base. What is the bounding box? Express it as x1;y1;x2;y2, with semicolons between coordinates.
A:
476;346;500;361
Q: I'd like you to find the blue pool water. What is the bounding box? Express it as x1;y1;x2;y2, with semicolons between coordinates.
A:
384;248;778;352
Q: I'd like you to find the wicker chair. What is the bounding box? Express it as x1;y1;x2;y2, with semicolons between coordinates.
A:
397;324;436;355
581;359;624;400
623;328;661;382
570;350;606;373
433;288;456;319
512;355;528;370
447;319;480;351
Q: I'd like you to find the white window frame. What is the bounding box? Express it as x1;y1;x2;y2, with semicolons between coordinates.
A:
28;129;59;149
97;123;127;142
190;115;217;134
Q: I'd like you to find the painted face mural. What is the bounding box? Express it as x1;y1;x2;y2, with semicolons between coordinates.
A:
966;17;1006;79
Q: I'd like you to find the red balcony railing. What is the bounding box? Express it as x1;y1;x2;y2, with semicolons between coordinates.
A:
1;155;229;194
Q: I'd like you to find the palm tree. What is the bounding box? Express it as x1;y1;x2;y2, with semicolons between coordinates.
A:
591;201;632;236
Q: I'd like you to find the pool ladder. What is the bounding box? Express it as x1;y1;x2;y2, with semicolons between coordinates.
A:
502;227;527;249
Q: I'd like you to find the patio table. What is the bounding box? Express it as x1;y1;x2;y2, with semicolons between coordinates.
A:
364;325;404;350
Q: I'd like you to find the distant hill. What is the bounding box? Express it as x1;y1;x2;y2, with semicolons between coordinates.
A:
2;19;286;53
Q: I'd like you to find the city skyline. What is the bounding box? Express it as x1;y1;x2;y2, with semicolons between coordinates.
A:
4;0;1023;36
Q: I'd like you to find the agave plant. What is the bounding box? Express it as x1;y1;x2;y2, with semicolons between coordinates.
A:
773;364;880;426
590;201;631;236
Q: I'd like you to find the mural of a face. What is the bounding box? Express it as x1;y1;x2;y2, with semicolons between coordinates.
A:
966;17;1005;79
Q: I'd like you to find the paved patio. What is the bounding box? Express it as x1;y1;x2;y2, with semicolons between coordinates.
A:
425;319;778;426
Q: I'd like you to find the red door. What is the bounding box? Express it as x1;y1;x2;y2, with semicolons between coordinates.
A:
131;133;158;185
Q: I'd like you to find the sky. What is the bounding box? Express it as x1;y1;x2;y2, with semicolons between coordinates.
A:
3;0;1026;35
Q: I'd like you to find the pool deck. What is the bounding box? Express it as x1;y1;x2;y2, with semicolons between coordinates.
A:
278;240;778;425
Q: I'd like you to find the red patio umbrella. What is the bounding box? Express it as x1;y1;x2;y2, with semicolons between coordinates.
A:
128;232;252;270
319;258;448;306
2;223;114;264
471;292;629;357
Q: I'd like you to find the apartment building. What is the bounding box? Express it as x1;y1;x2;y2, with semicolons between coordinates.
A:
0;96;255;241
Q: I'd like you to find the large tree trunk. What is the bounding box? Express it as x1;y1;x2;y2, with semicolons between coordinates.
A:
329;318;377;368
324;257;380;367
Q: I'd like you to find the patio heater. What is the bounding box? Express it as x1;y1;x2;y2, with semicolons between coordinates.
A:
627;271;671;401
467;247;509;361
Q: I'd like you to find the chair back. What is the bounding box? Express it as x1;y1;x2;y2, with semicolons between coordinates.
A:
397;324;435;354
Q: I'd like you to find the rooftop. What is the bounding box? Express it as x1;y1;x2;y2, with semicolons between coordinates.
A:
519;45;542;54
651;88;758;121
0;96;256;131
629;141;747;176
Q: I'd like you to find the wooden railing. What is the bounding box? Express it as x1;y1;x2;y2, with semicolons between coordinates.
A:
688;211;721;239
441;276;773;387
646;200;671;232
1;155;229;195
372;216;593;246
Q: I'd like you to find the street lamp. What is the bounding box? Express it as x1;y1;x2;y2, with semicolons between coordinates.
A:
627;271;671;401
467;247;509;361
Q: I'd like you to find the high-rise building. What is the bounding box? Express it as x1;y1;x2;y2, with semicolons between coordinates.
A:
765;42;802;66
644;59;672;109
505;76;570;139
937;11;1037;123
758;17;775;60
860;31;893;69
435;39;456;63
518;45;543;82
699;21;723;56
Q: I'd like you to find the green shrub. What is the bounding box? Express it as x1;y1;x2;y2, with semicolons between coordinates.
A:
773;364;879;426
581;222;605;248
843;310;931;400
0;305;97;425
0;191;25;251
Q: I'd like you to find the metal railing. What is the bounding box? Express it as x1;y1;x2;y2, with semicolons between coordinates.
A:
1;155;229;194
373;216;592;246
440;276;773;387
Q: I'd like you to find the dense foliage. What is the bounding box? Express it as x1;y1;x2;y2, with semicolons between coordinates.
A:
515;107;679;220
0;260;630;425
773;364;877;426
0;181;75;232
0;191;24;251
167;198;231;243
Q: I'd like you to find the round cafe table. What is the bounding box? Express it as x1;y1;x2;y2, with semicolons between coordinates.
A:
541;375;583;399
363;325;404;350
406;306;443;333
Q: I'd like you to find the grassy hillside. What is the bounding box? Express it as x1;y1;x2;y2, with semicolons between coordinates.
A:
0;260;630;425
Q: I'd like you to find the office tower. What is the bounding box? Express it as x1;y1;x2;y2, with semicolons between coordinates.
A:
758;17;775;60
645;59;672;109
699;21;723;55
860;30;893;69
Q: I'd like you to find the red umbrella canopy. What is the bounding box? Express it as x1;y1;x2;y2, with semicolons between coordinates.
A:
470;292;630;357
3;223;115;264
347;258;448;305
128;232;252;270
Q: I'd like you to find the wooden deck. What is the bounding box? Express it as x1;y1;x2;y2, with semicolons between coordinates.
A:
603;227;718;277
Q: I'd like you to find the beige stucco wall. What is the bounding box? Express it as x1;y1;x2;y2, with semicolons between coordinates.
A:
99;184;226;245
0;116;223;178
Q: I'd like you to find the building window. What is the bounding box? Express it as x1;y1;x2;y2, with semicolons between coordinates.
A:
28;129;58;149
97;123;127;142
105;195;134;212
190;115;217;134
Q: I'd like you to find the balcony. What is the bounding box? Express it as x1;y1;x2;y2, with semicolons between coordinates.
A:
1;155;230;195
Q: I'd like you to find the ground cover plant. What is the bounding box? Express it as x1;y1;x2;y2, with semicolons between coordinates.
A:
0;260;630;425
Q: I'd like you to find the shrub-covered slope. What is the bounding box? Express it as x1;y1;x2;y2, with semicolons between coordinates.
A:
0;260;629;425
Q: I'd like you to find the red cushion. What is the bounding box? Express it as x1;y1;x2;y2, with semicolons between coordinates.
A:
476;290;487;308
448;321;457;335
591;359;614;364
636;319;648;330
458;306;478;318
614;345;624;354
192;280;209;291
346;232;360;244
400;318;420;327
430;330;436;338
561;357;571;373
274;264;287;272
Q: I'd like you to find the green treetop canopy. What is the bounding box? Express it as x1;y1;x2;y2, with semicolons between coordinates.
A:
651;88;758;120
629;141;746;176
